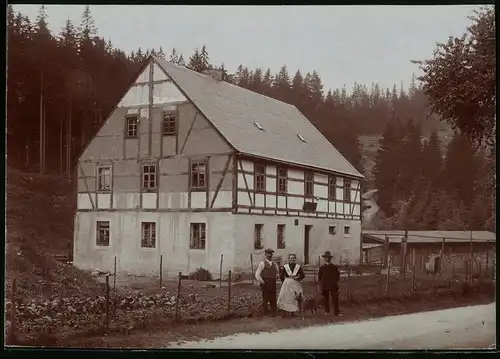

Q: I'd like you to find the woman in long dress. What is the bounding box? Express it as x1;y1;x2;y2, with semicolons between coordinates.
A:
277;253;305;316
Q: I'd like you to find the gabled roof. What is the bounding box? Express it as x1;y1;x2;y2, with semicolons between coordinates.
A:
154;57;363;179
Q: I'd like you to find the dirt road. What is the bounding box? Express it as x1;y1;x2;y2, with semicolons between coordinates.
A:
168;303;496;350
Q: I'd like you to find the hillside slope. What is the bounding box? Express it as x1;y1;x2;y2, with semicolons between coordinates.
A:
6;168;103;299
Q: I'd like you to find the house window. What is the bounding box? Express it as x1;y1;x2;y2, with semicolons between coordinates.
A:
277;224;286;249
305;171;314;197
343;179;351;202
328;176;336;200
329;225;337;236
163;112;176;135
141;222;156;248
344;225;351;236
125;115;138;138
191;160;207;190
277;168;287;194
190;223;206;250
254;224;263;250
96;221;110;246
142;163;157;190
255;164;266;192
97;166;112;191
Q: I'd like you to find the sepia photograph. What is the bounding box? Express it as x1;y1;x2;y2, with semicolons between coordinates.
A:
5;3;496;351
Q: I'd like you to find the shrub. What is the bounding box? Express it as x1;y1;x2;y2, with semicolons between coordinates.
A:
188;267;212;281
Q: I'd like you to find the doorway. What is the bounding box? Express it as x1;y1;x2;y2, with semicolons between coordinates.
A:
304;225;312;265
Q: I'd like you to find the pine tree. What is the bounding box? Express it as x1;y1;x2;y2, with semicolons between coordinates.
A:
169;48;179;63
199;44;209;71
177;54;185;67
156;46;166;60
421;131;442;185
373;117;404;216
77;5;97;54
273;65;291;102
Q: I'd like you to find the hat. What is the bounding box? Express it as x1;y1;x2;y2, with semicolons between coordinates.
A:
264;248;275;254
322;251;333;258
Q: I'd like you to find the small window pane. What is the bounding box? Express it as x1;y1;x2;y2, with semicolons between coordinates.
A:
190;223;206;250
254;224;263;250
141;222;156;248
96;221;110;246
277;224;285;249
126;116;138;138
163;113;176;135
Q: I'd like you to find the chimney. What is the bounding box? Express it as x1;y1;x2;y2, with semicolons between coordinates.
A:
202;69;224;82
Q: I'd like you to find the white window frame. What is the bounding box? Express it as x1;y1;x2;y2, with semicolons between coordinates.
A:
97;165;112;192
190;223;206;250
96;221;110;247
141;222;156;248
343;225;351;237
142;163;157;191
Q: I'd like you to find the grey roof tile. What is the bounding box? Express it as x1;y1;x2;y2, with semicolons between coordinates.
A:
155;58;363;178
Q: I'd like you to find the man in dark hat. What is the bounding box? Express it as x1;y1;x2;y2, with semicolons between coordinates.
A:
318;251;342;316
255;248;279;316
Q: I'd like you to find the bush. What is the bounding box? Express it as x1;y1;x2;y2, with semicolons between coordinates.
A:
188;267;212;281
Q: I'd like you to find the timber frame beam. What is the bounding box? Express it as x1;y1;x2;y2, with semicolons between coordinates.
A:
78;161;96;209
210;154;233;208
238;159;254;207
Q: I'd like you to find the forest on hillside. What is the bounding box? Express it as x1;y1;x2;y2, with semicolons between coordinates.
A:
7;5;495;231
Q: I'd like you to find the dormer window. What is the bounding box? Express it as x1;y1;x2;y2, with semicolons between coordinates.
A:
297;134;306;142
254;122;264;130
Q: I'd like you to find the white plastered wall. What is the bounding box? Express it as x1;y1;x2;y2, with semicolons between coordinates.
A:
73;211;236;278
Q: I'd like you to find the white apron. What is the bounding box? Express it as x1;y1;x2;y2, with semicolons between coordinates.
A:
277;264;303;313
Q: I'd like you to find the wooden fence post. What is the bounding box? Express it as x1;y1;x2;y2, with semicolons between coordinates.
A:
439;238;445;284
113;256;117;295
384;235;389;268
105;275;110;332
385;257;391;297
9;278;17;345
485;243;490;278
219;254;224;288
401;230;408;275
451;259;455;290
159;254;163;289
313;267;318;298
227;270;232;313
346;265;351;300
411;248;416;296
250;253;254;285
175;272;182;321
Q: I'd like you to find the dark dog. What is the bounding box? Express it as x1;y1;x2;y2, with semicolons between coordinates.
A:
295;292;319;319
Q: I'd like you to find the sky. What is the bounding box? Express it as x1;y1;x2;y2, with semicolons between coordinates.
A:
14;5;480;93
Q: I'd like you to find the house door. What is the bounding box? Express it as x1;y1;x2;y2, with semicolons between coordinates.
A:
304;225;312;265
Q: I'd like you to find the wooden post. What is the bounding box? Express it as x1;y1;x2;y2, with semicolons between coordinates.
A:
227;270;232;312
438;238;445;283
175;272;182;321
113;256;117;295
469;231;473;283
452;259;455;289
432;271;436;294
159;254;163;289
385;257;391;297
313;267;318;298
401;230;408;275
219;254;224;288
9;278;17;344
318;255;321;268
250;253;254;285
485;242;490;277
105;275;110;332
411;249;416;296
384;235;389;268
346;265;351;300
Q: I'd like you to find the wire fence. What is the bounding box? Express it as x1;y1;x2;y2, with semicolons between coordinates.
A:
6;242;495;345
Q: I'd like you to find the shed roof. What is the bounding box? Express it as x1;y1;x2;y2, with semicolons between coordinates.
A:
154;58;363;178
363;230;496;244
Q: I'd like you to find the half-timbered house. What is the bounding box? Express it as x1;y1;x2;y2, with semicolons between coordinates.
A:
74;56;364;277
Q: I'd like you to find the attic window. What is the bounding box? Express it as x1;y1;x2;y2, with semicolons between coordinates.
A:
254;122;264;130
297;134;307;142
